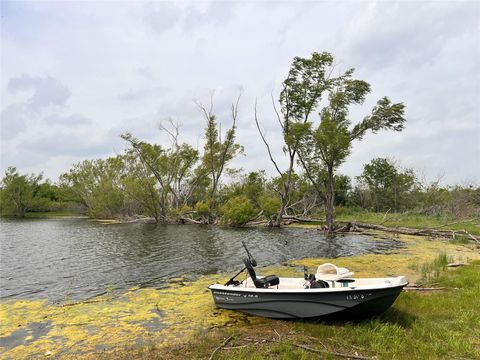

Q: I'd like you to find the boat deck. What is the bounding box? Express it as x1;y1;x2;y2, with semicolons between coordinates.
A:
239;276;406;291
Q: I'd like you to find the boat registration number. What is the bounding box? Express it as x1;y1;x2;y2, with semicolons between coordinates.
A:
346;293;371;301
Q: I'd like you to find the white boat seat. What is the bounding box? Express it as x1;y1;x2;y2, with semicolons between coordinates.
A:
315;263;354;281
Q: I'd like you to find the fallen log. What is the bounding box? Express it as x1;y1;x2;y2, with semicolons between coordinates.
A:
447;262;467;267
179;217;202;225
282;216;324;223
343;222;480;243
404;287;446;291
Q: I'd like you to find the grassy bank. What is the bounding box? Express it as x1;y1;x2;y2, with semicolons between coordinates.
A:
335;209;480;236
92;259;480;360
1;233;479;359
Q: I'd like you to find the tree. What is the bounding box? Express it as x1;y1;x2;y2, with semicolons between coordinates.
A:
356;158;417;212
0;167;42;217
334;174;352;206
120;152;162;222
196;93;243;222
255;52;335;226
60;156;125;218
220;195;257;226
295;52;406;233
121;130;201;222
31;181;64;212
59;157;126;218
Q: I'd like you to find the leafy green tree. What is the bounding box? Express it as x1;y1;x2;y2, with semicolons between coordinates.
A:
241;171;267;205
334;174;352;206
120;152;162;221
220;171;266;205
356;158;417;212
258;194;281;225
296;53;406;233
197;94;243;222
30;181;64;212
121;134;173;219
59;157;126;218
255;52;335;226
121;130;201;222
0;167;42;217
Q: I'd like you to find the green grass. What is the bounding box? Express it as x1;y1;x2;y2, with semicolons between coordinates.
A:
409;252;453;285
97;261;480;360
334;209;480;236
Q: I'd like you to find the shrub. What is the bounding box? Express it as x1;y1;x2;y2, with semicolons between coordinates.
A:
220;195;257;226
258;194;281;220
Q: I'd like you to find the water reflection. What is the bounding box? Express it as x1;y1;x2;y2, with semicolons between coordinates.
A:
0;218;403;302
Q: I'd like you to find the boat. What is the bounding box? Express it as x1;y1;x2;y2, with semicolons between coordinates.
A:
208;241;408;319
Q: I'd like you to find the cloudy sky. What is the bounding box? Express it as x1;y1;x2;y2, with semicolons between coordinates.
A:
1;0;479;185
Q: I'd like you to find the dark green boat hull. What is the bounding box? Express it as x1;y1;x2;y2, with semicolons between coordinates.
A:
210;285;405;319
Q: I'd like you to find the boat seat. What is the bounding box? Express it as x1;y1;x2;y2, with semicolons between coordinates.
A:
243;258;279;288
315;263;354;281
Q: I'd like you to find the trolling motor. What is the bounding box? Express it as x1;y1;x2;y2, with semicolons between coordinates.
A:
242;240;257;266
225;241;279;289
224;241;258;286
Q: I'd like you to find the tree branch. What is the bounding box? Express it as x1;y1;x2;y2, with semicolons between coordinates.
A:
254;99;284;178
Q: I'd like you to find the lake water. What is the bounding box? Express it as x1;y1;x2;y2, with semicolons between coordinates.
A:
0;218;403;302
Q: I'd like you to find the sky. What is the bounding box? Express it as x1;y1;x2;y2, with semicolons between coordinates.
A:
0;0;479;186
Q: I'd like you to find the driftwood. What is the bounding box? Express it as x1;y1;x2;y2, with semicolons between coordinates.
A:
209;335;233;360
222;344;251;350
292;343;376;360
404;286;446;291
282;215;324;223
447;262;467;267
178;217;202;225
247;220;270;226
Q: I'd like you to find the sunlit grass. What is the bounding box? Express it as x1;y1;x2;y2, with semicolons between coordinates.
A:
90;261;480;360
334;209;480;236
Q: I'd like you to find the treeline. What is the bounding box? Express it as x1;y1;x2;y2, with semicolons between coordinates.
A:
1;52;478;229
1;156;478;225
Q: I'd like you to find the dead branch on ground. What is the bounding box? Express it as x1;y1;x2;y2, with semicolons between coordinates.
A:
292;343;376;360
209;335;233;360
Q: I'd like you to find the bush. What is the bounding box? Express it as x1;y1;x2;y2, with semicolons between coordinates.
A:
194;201;211;222
220;195;257;226
258;194;281;219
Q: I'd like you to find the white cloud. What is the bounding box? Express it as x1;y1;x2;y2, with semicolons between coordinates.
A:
0;103;29;139
7;74;71;111
0;0;478;184
143;2;181;35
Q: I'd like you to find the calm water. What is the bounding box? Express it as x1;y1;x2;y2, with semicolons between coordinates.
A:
0;218;403;302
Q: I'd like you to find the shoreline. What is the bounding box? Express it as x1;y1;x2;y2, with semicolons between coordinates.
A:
1;232;479;359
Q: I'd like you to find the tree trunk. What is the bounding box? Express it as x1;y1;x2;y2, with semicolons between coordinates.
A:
274;199;286;227
325;165;335;234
